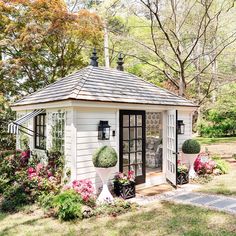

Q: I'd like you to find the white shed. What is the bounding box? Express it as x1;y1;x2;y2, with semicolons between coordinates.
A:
9;51;198;189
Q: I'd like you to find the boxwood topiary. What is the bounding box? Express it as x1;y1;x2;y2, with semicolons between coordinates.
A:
182;139;201;154
92;146;118;168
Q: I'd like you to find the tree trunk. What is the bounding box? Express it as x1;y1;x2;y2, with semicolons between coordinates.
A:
104;20;110;68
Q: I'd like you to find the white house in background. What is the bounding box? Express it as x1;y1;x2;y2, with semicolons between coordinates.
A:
9;50;198;189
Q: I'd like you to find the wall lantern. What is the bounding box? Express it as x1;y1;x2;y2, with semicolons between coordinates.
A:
98;120;110;140
177;120;185;134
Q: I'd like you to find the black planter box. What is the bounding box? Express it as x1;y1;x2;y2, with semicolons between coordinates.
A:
114;181;136;199
177;172;189;185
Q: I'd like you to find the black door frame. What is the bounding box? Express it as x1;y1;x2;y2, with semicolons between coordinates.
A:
119;110;146;184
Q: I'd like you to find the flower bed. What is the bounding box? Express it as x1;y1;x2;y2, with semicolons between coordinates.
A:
193;152;229;178
0;149;64;212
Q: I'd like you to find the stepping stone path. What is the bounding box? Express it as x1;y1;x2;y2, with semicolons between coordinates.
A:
130;187;236;215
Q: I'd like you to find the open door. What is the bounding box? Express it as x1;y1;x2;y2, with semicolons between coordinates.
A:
166;110;178;187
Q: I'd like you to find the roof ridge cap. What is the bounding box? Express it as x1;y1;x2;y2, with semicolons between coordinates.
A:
68;66;93;99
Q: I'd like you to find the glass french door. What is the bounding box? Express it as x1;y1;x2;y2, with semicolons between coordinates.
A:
119;110;146;184
166;109;178;186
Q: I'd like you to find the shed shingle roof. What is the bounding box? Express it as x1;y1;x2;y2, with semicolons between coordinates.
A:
12;66;197;107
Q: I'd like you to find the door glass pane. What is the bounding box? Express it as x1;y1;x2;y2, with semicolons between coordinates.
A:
137;127;142;138
123;141;129;153
130;153;136;164
123;115;129;127
123;154;129;166
130;165;135;173
137;115;142;126
137;164;143;176
130;128;136;140
137;139;142;151
137;152;142;163
123;128;129;140
130;140;136;152
130;115;135;127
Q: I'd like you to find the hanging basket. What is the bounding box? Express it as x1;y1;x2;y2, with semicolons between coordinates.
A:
114;181;136;199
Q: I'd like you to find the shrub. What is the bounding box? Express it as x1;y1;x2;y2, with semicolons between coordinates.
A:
0;150;64;212
53;190;83;221
212;156;230;174
63;179;95;206
194;154;216;175
92;146;118;168
182;139;201;154
38;192;55;211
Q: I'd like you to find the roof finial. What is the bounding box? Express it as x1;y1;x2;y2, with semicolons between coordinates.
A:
90;48;98;67
117;52;124;71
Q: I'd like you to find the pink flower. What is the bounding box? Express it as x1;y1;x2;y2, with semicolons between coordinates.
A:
47;170;53;178
29;172;37;179
72;180;79;187
36;163;44;173
28;167;35;175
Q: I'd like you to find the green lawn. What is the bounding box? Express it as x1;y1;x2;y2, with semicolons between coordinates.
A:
194;136;236;145
1;202;236;236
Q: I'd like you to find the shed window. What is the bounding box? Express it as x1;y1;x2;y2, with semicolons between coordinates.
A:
51;112;65;154
34;113;46;150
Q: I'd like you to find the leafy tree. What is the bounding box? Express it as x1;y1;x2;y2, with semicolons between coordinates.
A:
0;0;103;96
198;84;236;137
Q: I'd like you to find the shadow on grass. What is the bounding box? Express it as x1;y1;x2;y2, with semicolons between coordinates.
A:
0;217;44;236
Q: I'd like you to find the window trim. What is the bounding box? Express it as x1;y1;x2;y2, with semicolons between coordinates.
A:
34;113;46;150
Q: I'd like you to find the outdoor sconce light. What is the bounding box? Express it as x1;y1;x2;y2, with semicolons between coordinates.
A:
98;120;111;140
177;120;185;134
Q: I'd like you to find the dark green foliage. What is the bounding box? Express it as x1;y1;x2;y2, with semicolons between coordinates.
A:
1;185;29;212
92;146;118;168
182;139;201;154
53;190;83;221
198;85;236;138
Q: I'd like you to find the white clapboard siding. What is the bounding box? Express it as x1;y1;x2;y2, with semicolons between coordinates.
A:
178;111;193;150
76;108;118;188
77;141;117;151
64;110;73;166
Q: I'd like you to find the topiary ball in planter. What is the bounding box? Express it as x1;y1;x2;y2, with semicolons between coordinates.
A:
182;139;201;179
182;139;201;154
92;146;118;168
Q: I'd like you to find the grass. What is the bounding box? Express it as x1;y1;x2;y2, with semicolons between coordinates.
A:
0;202;236;236
194;136;236;145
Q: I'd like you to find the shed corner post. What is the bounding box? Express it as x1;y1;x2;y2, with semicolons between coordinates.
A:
71;107;77;181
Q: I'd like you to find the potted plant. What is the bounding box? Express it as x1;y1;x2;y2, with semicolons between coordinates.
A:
92;145;118;204
182;139;201;178
113;171;135;199
177;161;189;185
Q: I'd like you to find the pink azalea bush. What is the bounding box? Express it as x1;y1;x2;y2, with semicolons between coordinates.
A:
63;179;95;203
114;171;135;184
0;149;64;212
194;153;216;175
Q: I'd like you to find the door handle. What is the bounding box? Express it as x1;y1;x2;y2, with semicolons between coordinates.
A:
173;152;179;155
